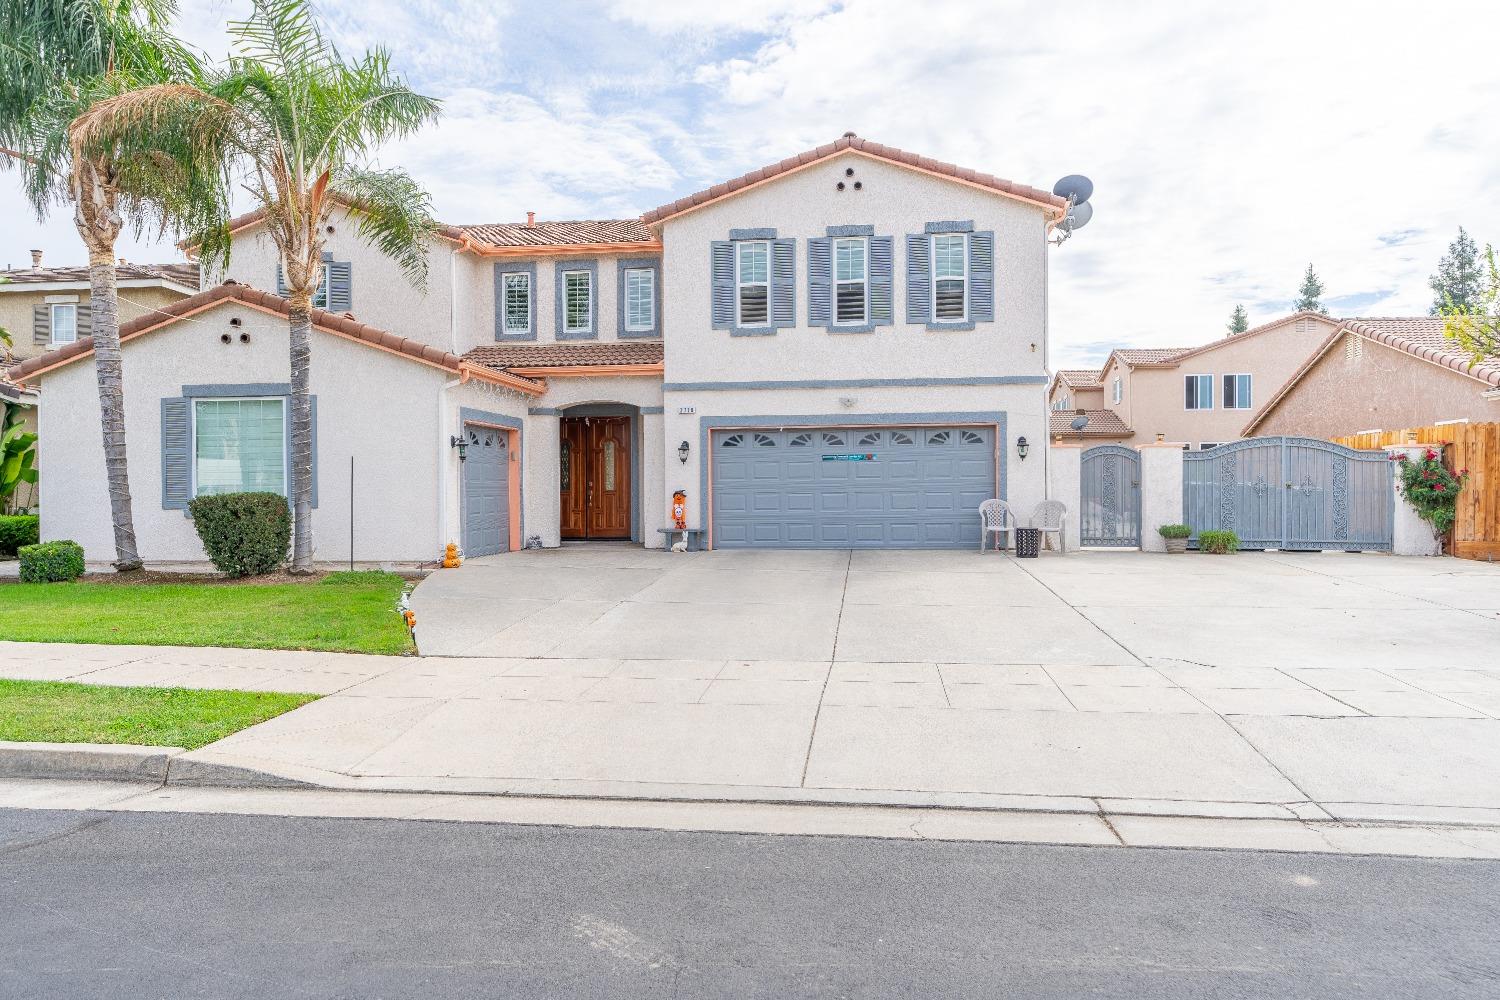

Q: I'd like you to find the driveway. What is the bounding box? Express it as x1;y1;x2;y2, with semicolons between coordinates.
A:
158;546;1500;824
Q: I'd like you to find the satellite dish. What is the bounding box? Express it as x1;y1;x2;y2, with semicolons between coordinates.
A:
1053;174;1093;205
1070;415;1089;431
1065;201;1093;231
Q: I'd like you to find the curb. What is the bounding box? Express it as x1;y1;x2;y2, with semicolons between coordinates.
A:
0;741;181;784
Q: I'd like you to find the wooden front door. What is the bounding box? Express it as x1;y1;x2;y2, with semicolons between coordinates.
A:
560;416;632;539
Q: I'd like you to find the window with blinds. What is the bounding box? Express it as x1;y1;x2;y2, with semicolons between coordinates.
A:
932;233;966;320
737;241;769;325
503;272;530;333
193;398;287;496
833;237;867;324
563;270;592;334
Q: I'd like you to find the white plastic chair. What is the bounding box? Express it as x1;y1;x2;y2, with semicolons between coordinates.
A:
1031;500;1067;554
978;499;1014;553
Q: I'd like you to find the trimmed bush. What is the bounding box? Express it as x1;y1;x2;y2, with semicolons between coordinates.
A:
18;540;85;582
1197;529;1240;554
1157;524;1192;540
189;491;291;577
0;514;40;556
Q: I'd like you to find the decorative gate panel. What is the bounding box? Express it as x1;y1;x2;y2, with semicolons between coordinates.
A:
1184;437;1392;551
1081;445;1141;547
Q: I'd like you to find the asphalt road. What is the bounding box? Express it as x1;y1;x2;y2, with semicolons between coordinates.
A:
2;807;1498;999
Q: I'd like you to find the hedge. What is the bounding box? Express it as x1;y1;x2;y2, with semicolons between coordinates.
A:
18;540;85;582
188;491;291;576
0;514;40;556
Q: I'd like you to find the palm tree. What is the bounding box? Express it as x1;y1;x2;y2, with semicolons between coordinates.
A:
0;0;221;571
77;0;440;572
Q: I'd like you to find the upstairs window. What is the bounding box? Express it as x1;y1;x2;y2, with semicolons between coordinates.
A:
1052;395;1071;411
49;303;77;345
502;272;531;334
624;267;656;332
563;269;593;334
1223;373;1252;409
737;240;769;326
932;233;967;321
311;261;331;309
833;237;867;325
1184;374;1214;410
1111;376;1122;404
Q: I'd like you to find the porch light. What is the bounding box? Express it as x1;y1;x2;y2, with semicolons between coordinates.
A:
678;440;691;464
1016;436;1029;461
450;434;467;462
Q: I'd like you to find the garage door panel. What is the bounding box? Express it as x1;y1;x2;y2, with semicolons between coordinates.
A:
461;424;509;557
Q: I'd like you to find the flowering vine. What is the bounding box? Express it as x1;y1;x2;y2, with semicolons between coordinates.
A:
1389;447;1469;539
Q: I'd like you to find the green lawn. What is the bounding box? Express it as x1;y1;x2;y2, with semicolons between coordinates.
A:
0;678;318;749
0;571;413;654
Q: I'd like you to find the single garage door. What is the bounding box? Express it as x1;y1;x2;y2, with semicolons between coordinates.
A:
462;424;509;556
712;425;997;548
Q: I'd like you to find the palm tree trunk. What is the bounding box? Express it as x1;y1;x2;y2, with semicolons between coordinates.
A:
87;251;143;572
288;301;315;573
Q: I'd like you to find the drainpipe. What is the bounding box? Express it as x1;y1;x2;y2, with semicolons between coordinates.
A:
449;246;460;355
437;376;462;556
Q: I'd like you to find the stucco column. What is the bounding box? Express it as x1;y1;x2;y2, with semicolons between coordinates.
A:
1047;444;1082;552
527;412;561;548
641;410;666;548
1384;445;1443;556
1138;442;1185;552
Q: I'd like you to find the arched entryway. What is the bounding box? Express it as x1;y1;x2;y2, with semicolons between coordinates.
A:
559;404;641;541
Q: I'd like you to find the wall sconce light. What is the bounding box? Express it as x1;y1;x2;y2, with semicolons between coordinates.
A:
1016;436;1030;461
450;434;468;462
678;440;691;464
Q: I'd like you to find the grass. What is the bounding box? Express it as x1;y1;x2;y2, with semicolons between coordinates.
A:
0;678;318;750
0;571;413;655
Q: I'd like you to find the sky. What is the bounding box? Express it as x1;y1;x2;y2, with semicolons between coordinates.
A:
4;0;1499;367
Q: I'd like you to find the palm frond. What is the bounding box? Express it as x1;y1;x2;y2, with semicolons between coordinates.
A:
335;166;437;290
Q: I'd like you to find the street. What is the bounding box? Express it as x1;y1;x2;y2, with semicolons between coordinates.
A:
3;806;1497;998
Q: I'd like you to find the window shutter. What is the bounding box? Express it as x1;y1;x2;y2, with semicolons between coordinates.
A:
327;262;352;312
905;234;931;324
771;239;795;328
32;304;48;345
275;263;287;297
869;236;894;325
808;237;831;326
161;397;191;510
76;304;91;339
710;241;734;330
969;231;994;322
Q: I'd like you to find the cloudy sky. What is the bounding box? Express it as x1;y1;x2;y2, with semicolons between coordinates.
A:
4;0;1498;366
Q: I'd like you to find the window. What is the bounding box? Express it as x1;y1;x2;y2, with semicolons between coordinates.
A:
1052;395;1071;411
311;262;331;309
192;398;287;497
857;431;881;447
502;272;531;333
1184;374;1214;410
1199;442;1221;450
562;269;592;334
623;267;655;332
932;234;967;321
833;237;867;324
1111;376;1122;404
1223;373;1252;410
737;241;769;326
49;303;77;345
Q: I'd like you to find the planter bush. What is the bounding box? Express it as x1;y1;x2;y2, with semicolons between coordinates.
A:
0;514;40;556
189;491;291;577
1157;523;1191;554
1197;529;1239;554
1391;447;1468;543
18;540;85;582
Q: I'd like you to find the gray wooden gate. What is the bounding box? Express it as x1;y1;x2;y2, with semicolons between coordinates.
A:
1081;445;1141;547
1183;437;1392;551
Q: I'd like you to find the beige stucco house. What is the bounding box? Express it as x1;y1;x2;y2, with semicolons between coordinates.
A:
14;134;1070;563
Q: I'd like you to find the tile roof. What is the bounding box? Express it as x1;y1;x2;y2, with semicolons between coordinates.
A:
1049;409;1132;439
462;341;664;372
1112;347;1193;367
0;358;34;402
455;219;655;248
1055;369;1102;388
641;133;1068;225
0;261;200;289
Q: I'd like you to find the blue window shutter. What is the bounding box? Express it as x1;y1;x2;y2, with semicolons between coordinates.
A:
969;231;994;322
869;236;894;325
906;234;931;323
275;263;287;297
327;261;352;312
771;238;796;328
710;241;733;330
161;397;191;510
808;238;831;327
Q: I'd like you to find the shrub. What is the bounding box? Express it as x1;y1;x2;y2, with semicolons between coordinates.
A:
18;540;85;582
189;491;291;577
1391;447;1468;540
1157;523;1192;540
0;514;40;556
1197;529;1239;554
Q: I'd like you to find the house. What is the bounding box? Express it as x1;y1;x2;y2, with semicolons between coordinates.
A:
1048;311;1341;449
11;134;1067;563
1242;317;1500;438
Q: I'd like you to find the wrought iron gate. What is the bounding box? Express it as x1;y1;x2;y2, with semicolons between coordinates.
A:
1081;445;1141;547
1183;437;1393;551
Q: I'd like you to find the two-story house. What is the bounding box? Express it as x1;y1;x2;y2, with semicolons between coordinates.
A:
13;134;1066;564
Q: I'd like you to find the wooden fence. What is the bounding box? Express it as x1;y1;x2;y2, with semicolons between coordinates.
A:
1332;422;1499;561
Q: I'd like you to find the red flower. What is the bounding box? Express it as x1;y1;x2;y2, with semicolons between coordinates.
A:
1460;468;1470;475
1434;483;1445;492
1425;450;1438;461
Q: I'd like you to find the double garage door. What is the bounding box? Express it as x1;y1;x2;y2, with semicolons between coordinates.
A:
461;424;510;556
711;425;997;548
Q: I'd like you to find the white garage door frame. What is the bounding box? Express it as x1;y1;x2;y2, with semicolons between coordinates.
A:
700;410;1007;550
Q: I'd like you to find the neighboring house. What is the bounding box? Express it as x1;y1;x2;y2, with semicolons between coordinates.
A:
12;134;1067;563
1049;311;1340;448
1243;317;1500;438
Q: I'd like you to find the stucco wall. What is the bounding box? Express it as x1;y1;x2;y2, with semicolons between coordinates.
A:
37;300;447;564
1253;333;1500;438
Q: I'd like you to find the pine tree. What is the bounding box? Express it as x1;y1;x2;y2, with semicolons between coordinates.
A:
1227;304;1248;334
1429;227;1484;315
1294;264;1327;314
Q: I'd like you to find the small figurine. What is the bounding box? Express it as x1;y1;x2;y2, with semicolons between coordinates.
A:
672;490;687;530
442;541;462;568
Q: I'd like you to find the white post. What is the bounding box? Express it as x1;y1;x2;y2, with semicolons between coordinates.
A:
1138;442;1186;552
1047;443;1082;551
1384;444;1443;556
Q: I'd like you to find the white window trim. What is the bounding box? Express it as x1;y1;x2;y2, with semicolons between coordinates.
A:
311;262;331;309
189;396;290;500
930;233;968;323
736;240;770;328
49;302;78;345
562;269;593;335
502;272;532;333
1223;373;1253;410
1185;374;1214;411
832;236;869;326
1111;376;1122;405
623;267;656;333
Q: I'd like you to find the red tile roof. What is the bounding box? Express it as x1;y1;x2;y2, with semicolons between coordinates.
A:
641;133;1068;225
1055;369;1102;388
0;261;200;289
1049;409;1132;439
455;219;655;248
1111;347;1193;367
463;341;664;372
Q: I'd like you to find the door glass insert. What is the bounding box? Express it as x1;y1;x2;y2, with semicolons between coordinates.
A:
603;439;617;491
560;440;571;491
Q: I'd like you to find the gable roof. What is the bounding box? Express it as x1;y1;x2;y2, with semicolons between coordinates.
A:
1092;311;1339;378
641;133;1068;226
0;260;200;290
1049;409;1131;439
1110;347;1193;368
1054;369;1103;389
1241;316;1500;434
7;281;543;395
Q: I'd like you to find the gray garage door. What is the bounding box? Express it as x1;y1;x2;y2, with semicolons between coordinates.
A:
711;425;997;548
462;424;509;556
